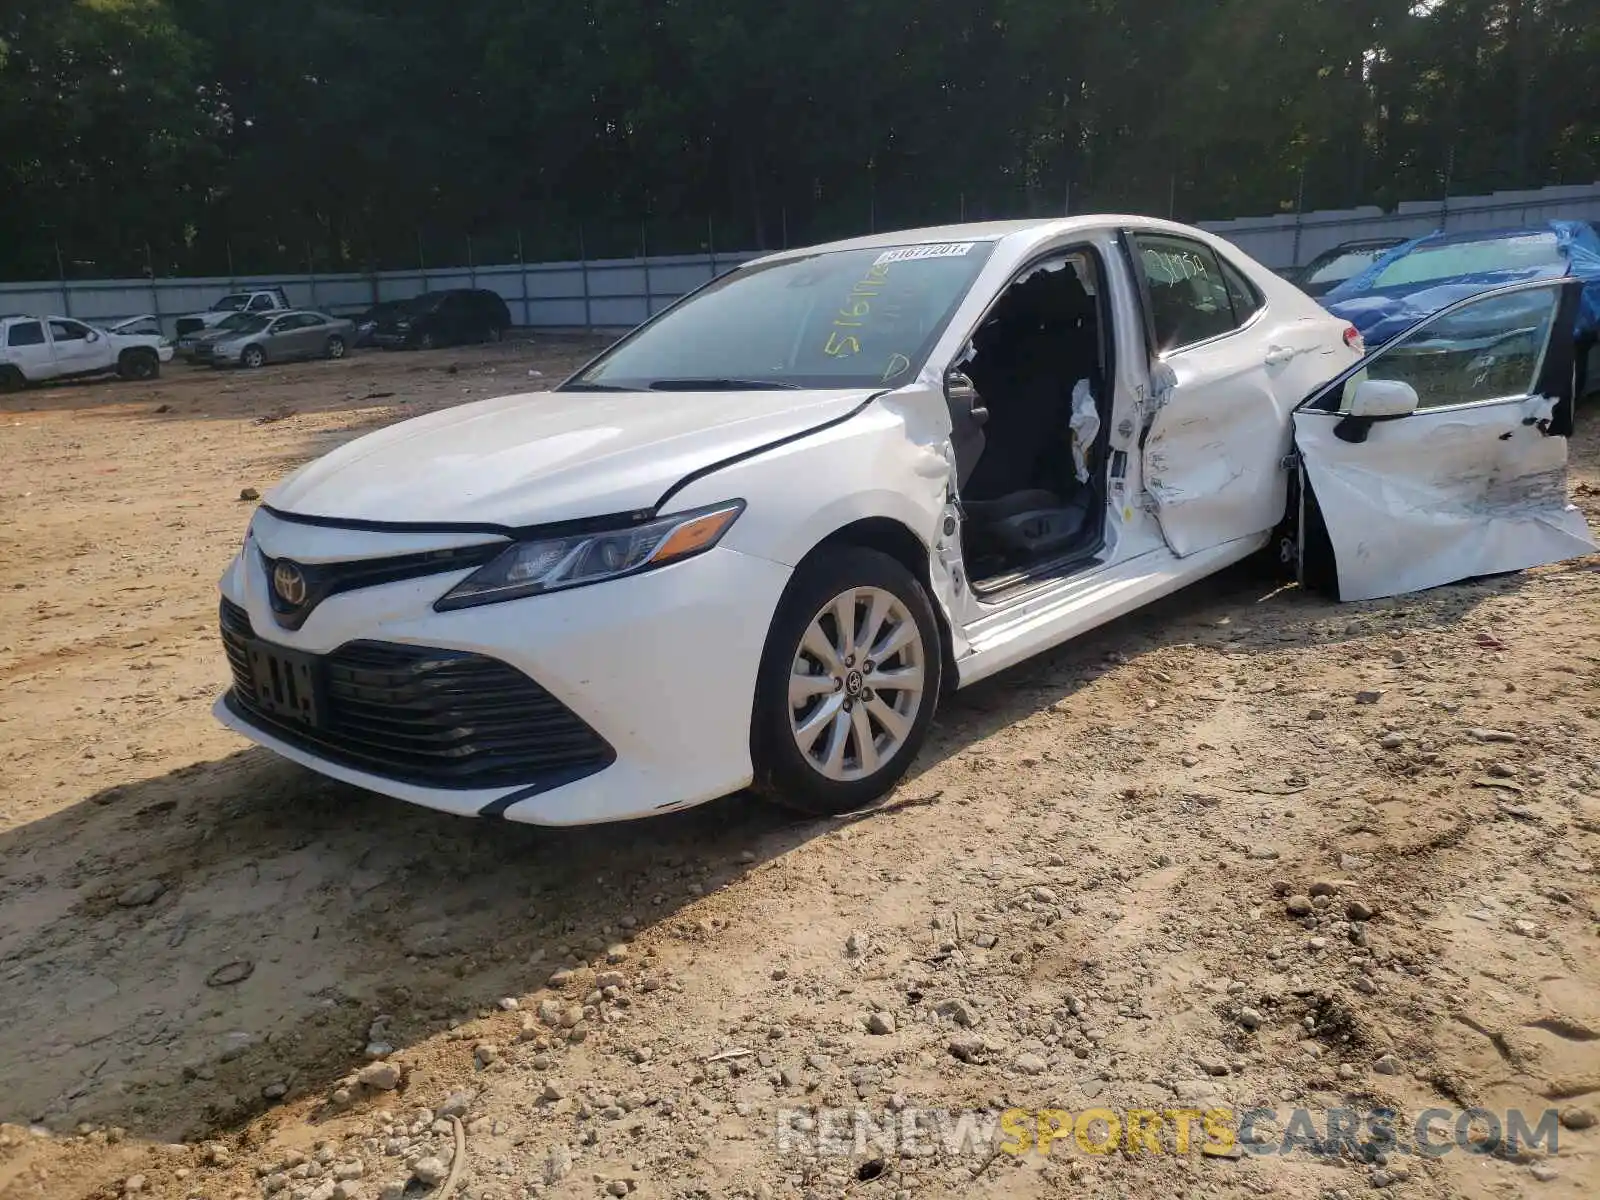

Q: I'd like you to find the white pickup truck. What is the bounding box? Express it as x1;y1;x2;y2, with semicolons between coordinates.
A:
0;314;174;391
173;288;292;339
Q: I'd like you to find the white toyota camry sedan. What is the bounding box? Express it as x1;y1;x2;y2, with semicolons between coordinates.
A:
215;216;1595;824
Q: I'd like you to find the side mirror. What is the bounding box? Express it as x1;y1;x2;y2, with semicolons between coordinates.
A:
85;330;100;343
945;368;988;428
1348;378;1419;419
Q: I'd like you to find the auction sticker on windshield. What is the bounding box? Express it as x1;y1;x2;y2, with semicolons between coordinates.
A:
874;242;977;266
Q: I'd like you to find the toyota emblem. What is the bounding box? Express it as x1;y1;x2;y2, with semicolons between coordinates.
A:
272;560;308;607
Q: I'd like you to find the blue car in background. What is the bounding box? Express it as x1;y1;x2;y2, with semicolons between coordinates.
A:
1323;220;1600;394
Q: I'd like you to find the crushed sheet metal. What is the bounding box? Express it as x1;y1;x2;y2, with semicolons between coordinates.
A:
878;388;973;660
1293;397;1595;603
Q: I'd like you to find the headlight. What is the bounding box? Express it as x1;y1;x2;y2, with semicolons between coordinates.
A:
434;500;744;611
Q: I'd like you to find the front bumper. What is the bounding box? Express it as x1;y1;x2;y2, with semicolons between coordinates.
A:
215;525;792;825
370;332;413;349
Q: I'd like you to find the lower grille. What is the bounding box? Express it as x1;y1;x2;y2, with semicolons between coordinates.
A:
220;599;614;790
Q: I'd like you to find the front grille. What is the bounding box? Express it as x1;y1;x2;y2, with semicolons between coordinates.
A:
259;541;502;630
220;599;614;790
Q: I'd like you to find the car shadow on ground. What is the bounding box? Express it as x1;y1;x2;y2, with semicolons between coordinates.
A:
0;562;1518;1144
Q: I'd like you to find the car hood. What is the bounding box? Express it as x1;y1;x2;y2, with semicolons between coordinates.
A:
1325;265;1574;346
183;326;243;343
266;387;878;527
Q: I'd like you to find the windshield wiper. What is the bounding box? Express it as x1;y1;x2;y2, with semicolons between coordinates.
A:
645;377;802;391
559;381;636;392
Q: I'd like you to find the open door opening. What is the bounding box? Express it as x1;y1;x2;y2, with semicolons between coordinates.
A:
949;249;1114;595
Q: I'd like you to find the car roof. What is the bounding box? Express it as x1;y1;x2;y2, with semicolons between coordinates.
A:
1317;238;1407;253
745;214;1238;268
1412;224;1565;248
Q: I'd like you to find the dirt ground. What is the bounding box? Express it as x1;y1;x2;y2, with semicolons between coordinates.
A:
1;341;1598;1200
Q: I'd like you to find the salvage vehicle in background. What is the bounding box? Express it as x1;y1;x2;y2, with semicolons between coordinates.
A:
173;288;292;339
177;311;268;361
214;217;1593;828
196;310;355;369
370;289;512;349
353;300;411;348
1324;220;1600;395
1289;237;1407;298
0;314;172;389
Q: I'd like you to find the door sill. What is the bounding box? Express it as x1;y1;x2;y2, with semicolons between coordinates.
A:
969;537;1106;606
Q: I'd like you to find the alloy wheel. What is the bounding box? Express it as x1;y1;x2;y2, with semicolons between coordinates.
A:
787;586;926;782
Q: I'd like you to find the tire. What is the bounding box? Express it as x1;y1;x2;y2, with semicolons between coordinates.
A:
751;546;942;816
117;348;159;381
0;366;25;393
326;335;347;360
487;325;504;343
418;331;437;351
241;344;266;369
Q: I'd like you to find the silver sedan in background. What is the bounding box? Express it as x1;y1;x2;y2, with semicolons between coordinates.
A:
200;311;355;369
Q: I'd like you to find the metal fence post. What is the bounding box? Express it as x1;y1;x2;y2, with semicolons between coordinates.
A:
517;229;530;328
468;235;476;290
1290;166;1307;267
55;241;72;317
145;243;161;330
306;243;318;309
227;239;236;291
579;226;593;333
707;215;716;281
417;229;427;295
640;221;652;321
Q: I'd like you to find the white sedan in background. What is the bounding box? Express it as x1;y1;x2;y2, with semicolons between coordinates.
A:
214;216;1594;825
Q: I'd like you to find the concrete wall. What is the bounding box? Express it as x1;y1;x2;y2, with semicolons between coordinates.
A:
0;253;759;337
2;182;1597;333
1198;182;1600;269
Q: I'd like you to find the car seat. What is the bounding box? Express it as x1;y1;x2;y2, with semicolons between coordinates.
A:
959;268;1099;561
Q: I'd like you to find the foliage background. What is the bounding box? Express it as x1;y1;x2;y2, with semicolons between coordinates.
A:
3;0;1597;278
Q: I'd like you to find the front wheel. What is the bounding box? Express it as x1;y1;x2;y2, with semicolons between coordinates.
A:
240;344;266;369
0;366;25;393
751;547;942;816
326;335;347;360
117;348;159;381
418;331;437;351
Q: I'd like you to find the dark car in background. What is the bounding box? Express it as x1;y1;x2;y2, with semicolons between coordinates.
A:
353;300;411;348
1290;237;1408;297
371;289;512;350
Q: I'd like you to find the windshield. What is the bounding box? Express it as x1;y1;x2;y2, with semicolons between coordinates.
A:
569;242;997;391
1372;233;1564;288
214;312;257;332
1305;246;1397;287
212;294;253;311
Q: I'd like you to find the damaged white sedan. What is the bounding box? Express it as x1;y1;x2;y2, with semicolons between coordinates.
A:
215;216;1594;824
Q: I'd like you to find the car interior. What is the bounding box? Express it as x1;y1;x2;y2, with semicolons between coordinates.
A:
950;250;1112;592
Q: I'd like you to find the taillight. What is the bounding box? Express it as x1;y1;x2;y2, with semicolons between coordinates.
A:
1343;326;1364;352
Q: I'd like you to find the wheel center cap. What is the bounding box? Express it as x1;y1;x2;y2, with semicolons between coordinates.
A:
844;669;865;697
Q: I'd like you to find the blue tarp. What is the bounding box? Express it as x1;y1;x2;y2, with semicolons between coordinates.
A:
1323;219;1600;347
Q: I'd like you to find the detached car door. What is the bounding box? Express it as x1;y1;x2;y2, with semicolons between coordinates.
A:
1292;278;1594;602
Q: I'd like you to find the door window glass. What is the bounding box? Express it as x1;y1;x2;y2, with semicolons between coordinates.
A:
249;294;277;312
7;321;45;347
1132;235;1239;351
49;320;90;342
1340;287;1560;411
